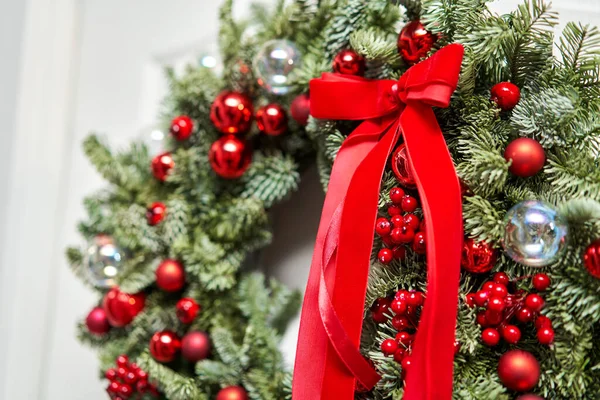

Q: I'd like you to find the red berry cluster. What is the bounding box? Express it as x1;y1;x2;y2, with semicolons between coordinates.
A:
375;188;426;264
105;355;159;399
466;272;554;347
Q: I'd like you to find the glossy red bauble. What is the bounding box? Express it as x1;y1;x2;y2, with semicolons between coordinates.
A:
583;240;600;279
532;273;551;291
210;91;253;135
504;138;546;177
149;330;181;363
290;93;310;126
102;287;146;327
333;49;366;76
461;238;498;274
491;82;521;111
176;297;200;324
85;307;111;335
181;331;211;362
498;350;540;392
256;103;288;136
209;135;252;179
151;152;175;182
170;115;194;141
155;259;186;292
482;328;500;346
397;20;436;65
146;202;166;226
391;144;416;188
216;386;249;400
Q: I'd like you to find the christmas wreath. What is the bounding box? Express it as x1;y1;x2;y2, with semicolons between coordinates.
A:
68;0;600;399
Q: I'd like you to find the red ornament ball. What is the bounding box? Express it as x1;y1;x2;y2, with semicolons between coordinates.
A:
209;135;252;179
176;298;200;324
532;273;551;291
216;386;249;400
504;138;546;177
583;240;600;279
156;259;186;292
391;144;416;188
290;93;310;126
102;287;146;327
498;350;540;392
461;238;497;274
210;91;253;135
397;20;436;65
151;152;174;182
333;49;366;76
491;82;521;111
482;328;501;346
256;103;288;136
86;307;111;335
170;115;194;141
181;331;211;362
146;202;166;226
149;330;181;363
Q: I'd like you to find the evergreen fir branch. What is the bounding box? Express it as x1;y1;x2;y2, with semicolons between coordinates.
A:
218;0;246;70
323;130;344;162
161;197;190;247
323;0;369;58
83;135;137;189
350;28;401;64
195;360;240;385
396;0;421;21
137;352;205;400
266;278;302;335
112;204;164;253
243;368;287;400
463;195;505;242
559;22;600;74
207;197;269;242
198;250;245;291
211;327;249;371
545;152;600;201
117;257;159;294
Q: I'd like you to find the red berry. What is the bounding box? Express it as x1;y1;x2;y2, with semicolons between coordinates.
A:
491;283;508;298
136;380;149;393
393;246;407;260
454;340;461;355
375;218;392;237
535;315;552;330
412;232;426;254
474;290;490;307
395;290;409;301
117;367;128;379
382;235;395;247
393;348;406;363
381;339;398;355
485;309;504;326
525;294;545;312
378;248;394;265
119;384;133;397
516;307;533;323
401;356;413;373
537;327;555;345
372;310;388;324
407;291;424;307
465;293;476;308
501;325;521;344
481;328;501;346
390;187;405;204
482;281;495;292
129;363;140;373
487;297;505;312
391;226;415;244
391;299;408;315
107;381;121;393
388;204;402;216
476;311;488;327
490;82;521;111
371;297;391;313
124;371;137;385
403;214;420;230
170;115;194;141
105;368;117;381
405;305;420;322
116;355;129;367
532;273;551;291
493;272;510;286
401;195;418;212
390;214;405;227
395;331;413;346
392;315;411;331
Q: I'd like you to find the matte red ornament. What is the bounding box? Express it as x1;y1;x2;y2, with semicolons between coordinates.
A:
146;202;166;226
378;248;394;265
482;328;500;346
391;144;416;188
151;152;174;182
209;135;252;179
102;287;146;327
498;350;540;392
176;298;200;324
397;20;436;65
461;238;497;274
333;49;366;76
256;103;288;136
155;259;185;292
290;93;310;126
583;240;600;279
210;91;253;135
170;115;194;141
181;331;211;362
216;386;249;400
491;82;521;111
532;273;551;291
504;138;546;177
149;330;181;363
86;307;110;335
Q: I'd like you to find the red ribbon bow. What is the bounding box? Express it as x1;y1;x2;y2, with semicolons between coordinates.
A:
292;44;465;400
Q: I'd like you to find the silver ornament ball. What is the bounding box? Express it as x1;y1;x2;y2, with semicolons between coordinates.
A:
502;200;568;267
253;39;301;95
85;234;123;288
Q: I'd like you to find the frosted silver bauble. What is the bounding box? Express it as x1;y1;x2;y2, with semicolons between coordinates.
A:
502;200;568;267
253;39;301;95
85;234;123;288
